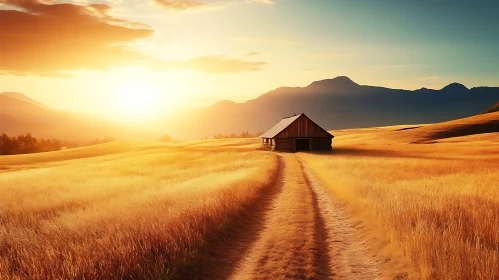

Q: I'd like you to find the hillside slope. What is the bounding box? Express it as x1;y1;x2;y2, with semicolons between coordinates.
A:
0;92;155;142
332;112;499;144
482;101;499;114
409;112;499;143
1;92;49;108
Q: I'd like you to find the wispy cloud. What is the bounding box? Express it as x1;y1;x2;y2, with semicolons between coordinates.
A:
153;0;206;11
153;0;275;11
235;37;295;46
246;0;274;4
154;55;267;73
245;52;262;56
307;52;355;60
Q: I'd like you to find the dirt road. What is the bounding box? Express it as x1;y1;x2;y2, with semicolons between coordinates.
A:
198;154;382;279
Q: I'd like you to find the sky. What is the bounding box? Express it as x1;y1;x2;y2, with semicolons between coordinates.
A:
1;0;498;122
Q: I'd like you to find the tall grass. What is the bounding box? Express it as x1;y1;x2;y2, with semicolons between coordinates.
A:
299;143;499;279
0;140;277;279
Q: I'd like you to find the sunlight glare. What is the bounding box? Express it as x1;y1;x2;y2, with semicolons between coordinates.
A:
117;84;161;121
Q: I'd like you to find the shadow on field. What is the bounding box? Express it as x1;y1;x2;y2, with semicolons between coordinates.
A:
179;156;285;279
309;147;449;160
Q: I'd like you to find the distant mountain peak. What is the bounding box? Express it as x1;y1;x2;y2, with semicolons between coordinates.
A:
211;100;237;107
1;91;27;99
306;76;359;92
1;92;49;108
331;76;358;85
441;83;469;93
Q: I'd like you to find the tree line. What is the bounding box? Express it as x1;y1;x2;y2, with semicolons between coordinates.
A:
0;133;115;155
214;130;265;139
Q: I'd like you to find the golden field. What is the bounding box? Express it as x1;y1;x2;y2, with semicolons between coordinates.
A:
299;112;499;279
0;112;498;279
0;139;277;279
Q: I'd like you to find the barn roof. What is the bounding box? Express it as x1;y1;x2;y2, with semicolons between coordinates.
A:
260;113;333;139
260;114;302;138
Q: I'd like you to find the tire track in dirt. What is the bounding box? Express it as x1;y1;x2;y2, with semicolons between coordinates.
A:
303;163;335;279
187;156;286;279
300;160;382;280
192;155;382;279
229;155;322;279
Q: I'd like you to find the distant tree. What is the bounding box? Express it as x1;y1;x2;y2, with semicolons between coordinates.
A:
1;134;13;155
213;130;266;139
160;134;172;142
0;133;96;156
89;137;115;146
214;133;224;139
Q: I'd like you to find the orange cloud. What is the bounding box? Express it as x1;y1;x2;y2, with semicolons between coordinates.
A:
153;0;275;11
154;0;206;10
0;0;266;76
0;0;153;76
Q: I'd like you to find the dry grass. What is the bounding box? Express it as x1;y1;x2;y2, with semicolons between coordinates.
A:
300;132;499;279
333;111;499;145
2;113;499;279
0;139;277;279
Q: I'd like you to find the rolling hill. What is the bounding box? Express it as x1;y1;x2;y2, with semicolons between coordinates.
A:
0;92;154;142
1;92;49;108
331;111;499;145
482;101;499;114
162;76;499;139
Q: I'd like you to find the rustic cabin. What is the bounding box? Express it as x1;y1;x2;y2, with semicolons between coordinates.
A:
260;113;334;152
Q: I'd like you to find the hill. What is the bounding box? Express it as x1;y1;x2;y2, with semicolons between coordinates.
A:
482;101;499;114
162;76;499;139
331;111;499;145
0;92;49;108
0;92;155;142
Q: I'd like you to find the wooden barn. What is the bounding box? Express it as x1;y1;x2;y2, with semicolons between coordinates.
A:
260;113;334;152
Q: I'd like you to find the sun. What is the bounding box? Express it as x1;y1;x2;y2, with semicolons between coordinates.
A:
117;84;161;121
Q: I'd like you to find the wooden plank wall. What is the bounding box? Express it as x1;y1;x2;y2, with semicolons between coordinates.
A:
275;115;332;139
311;138;332;150
274;138;331;152
275;138;292;152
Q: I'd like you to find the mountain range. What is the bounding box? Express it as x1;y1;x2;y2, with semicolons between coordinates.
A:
162;76;499;139
2;76;499;140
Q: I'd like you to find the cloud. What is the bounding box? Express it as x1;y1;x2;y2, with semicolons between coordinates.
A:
178;56;266;73
0;0;154;76
247;0;274;4
0;0;266;76
153;0;205;10
153;0;274;11
235;36;294;46
154;55;266;73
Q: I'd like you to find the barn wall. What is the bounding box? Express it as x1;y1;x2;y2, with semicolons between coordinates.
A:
275;138;292;152
267;137;331;152
275;115;332;139
311;138;332;151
